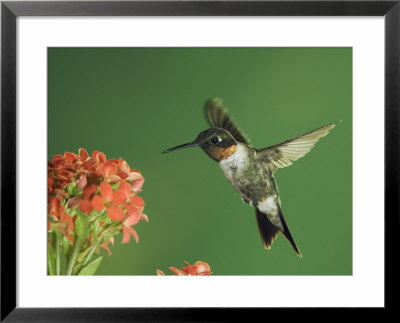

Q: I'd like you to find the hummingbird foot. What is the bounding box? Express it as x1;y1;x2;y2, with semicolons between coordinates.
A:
241;197;254;207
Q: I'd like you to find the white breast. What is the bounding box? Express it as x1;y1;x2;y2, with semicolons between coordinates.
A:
219;144;249;182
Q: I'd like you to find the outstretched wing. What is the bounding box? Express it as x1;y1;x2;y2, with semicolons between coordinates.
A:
257;121;340;173
205;98;250;145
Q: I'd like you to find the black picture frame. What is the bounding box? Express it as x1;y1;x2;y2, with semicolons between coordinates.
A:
1;0;398;321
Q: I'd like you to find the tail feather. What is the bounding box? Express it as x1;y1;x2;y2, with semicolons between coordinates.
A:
255;206;302;257
255;208;280;250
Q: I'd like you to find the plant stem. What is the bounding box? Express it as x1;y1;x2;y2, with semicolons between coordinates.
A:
47;231;56;275
66;235;85;275
73;240;101;275
102;223;122;236
55;231;61;275
82;241;100;267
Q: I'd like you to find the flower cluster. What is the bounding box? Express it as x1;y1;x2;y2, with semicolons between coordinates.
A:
48;149;147;275
156;261;211;276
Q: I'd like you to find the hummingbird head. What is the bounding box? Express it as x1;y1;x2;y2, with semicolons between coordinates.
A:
162;128;238;162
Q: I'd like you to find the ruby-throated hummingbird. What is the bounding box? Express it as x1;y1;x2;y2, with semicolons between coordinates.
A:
162;98;339;257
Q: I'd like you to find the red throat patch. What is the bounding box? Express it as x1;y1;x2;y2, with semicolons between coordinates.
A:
209;145;238;162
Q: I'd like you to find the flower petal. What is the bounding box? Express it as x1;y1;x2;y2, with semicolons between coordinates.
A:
126;172;144;182
140;213;149;223
64;152;78;164
123;211;140;226
106;206;124;221
131;178;145;193
58;203;67;219
79;199;93;215
108;158;119;164
156;269;165;276
108;174;122;183
119;181;131;196
48;198;60;218
77;174;87;189
126;226;139;243
100;182;113;201
100;237;114;256
100;162;118;179
52;154;65;164
118;172;128;180
195;261;211;275
68;195;81;209
118;158;131;174
91;195;105;211
130;196;145;207
169;267;186;276
183;265;198;276
111;190;127;205
81;160;97;170
64;232;74;246
83;184;97;200
93;150;106;163
101;244;112;256
122;227;131;244
60;212;75;231
78;148;89;161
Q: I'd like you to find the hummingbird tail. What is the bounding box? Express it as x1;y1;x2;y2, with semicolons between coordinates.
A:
255;206;302;257
255;208;280;250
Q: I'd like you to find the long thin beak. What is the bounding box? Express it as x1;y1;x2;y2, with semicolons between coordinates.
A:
162;142;199;154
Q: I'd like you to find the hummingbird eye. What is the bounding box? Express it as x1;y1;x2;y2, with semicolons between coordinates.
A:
209;136;219;145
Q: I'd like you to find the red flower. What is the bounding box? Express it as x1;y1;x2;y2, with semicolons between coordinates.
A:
131;176;145;194
83;184;97;200
91;182;125;221
121;215;140;244
79;199;93;215
118;158;144;182
157;261;211;276
121;191;147;244
77;184;98;215
48;149;147;252
48;198;75;245
155;269;165;276
68;195;81;209
100;162;120;182
92;150;106;163
77;174;87;189
100;237;114;256
78;148;89;162
121;208;148;244
58;206;75;245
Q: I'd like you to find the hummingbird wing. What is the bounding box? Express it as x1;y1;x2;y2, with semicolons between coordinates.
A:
256;121;340;173
205;98;251;145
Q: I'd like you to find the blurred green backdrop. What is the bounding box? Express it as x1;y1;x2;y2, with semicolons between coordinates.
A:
48;48;352;275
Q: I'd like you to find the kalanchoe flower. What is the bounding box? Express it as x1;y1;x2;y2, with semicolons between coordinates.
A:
48;148;147;275
155;269;165;276
91;182;126;221
48;197;75;245
156;261;211;276
100;162;120;182
100;237;115;256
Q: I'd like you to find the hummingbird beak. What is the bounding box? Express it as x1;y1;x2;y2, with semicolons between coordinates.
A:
162;142;199;154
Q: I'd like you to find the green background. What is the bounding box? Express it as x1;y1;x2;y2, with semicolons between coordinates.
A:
48;48;352;275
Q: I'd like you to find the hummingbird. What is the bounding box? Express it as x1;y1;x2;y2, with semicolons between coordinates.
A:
162;98;339;257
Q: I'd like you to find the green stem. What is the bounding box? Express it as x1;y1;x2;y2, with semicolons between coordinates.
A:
102;223;122;236
73;240;101;275
66;235;85;275
82;241;100;267
55;232;61;275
